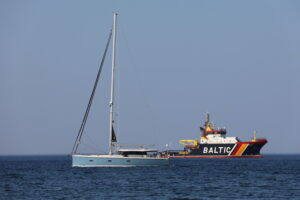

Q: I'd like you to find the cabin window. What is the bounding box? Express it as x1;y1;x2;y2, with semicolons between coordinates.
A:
126;160;131;162
89;160;93;162
108;160;112;162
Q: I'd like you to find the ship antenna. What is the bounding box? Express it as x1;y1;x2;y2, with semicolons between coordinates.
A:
252;130;257;142
205;113;210;125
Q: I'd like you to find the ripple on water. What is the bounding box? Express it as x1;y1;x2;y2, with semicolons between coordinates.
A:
0;155;300;200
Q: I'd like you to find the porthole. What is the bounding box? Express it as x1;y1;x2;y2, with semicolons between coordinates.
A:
108;160;112;162
89;160;93;162
126;160;131;162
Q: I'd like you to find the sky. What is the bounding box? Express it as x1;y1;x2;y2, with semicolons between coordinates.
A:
1;0;299;155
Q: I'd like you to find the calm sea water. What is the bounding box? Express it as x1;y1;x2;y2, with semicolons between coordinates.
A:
0;155;299;200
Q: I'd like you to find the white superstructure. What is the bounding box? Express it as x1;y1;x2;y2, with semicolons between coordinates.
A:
200;134;239;144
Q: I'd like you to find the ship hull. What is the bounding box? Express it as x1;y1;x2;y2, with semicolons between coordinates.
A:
72;154;169;167
169;155;263;158
166;139;267;158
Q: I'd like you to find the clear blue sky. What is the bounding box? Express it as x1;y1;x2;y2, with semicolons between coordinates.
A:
1;0;299;155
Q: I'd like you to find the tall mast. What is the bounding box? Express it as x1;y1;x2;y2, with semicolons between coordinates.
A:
109;13;117;155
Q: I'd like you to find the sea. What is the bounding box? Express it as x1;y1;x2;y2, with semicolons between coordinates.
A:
0;155;299;200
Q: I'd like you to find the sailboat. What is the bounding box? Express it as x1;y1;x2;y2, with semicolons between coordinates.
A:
71;13;169;167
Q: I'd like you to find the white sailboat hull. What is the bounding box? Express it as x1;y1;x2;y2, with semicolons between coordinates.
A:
72;154;169;167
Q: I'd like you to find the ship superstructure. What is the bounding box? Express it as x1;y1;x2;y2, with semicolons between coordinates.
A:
164;113;267;158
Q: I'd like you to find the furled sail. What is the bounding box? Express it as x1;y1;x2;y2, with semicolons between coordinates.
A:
112;126;117;142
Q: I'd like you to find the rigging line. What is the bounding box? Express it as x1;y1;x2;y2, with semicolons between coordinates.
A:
72;29;113;154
